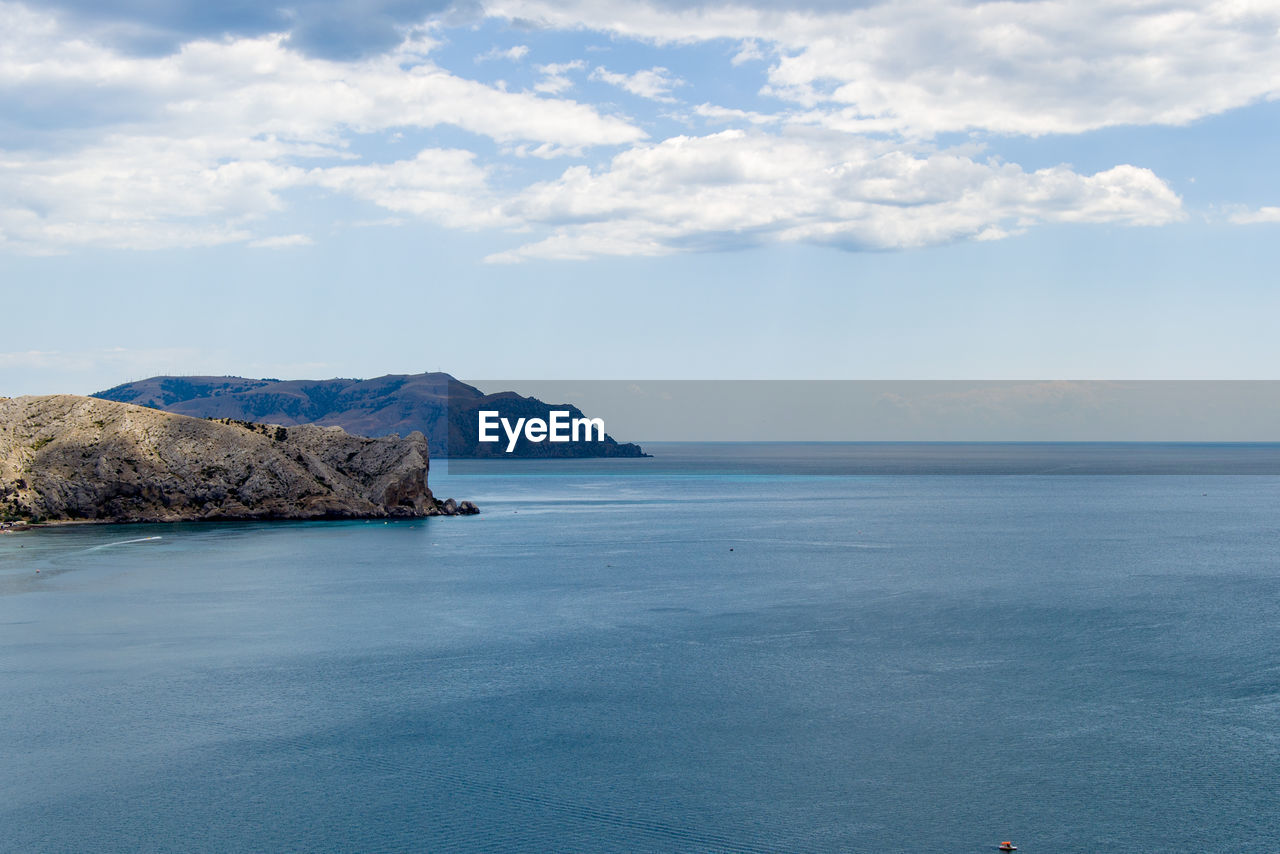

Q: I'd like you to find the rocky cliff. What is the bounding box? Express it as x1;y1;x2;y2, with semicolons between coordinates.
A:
0;395;477;523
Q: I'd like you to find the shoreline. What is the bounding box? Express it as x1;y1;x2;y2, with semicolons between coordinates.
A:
0;513;480;535
1;512;478;531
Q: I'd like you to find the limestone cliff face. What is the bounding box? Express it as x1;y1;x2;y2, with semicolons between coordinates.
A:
0;395;475;523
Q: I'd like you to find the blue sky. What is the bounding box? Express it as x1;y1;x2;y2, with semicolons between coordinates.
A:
2;0;1279;396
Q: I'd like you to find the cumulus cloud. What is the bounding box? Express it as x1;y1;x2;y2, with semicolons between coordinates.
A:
533;59;586;94
485;0;1280;137
477;43;530;61
309;148;504;227
22;1;1280;137
730;39;766;65
0;123;310;251
1228;206;1280;224
0;2;642;252
694;103;779;125
0;0;1212;259
485;130;1184;261
590;66;684;102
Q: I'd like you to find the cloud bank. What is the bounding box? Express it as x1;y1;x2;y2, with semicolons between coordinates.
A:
3;0;1267;259
489;131;1182;261
488;0;1280;137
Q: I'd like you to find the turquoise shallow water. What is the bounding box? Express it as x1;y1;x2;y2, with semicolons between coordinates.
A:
3;447;1280;852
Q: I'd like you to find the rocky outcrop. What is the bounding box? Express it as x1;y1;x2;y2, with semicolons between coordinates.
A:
437;498;479;516
0;395;477;523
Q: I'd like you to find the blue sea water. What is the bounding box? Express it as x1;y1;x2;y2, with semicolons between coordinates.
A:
3;444;1279;852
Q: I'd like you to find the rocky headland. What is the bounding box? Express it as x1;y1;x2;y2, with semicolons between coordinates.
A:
94;372;648;458
0;395;477;524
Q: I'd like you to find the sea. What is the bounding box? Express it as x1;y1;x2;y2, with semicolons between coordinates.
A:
2;443;1279;853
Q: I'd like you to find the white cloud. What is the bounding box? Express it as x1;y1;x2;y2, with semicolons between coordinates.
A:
731;39;766;65
694;103;779;125
485;0;1280;137
0;0;1213;260
477;44;530;62
486;130;1184;261
590;66;684;102
1228;206;1280;224
0;132;302;251
146;34;640;149
0;3;643;253
248;233;315;248
533;59;586;94
309;148;504;227
483;0;765;44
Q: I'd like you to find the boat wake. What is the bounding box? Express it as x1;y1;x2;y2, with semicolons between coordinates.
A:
85;535;163;551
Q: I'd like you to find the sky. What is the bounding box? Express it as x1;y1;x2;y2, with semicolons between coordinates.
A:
2;0;1279;397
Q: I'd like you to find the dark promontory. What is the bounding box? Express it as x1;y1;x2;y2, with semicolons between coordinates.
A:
93;372;647;458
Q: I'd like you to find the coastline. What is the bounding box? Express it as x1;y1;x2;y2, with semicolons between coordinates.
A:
0;504;479;530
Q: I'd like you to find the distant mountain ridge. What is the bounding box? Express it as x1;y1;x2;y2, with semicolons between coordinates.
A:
93;373;647;458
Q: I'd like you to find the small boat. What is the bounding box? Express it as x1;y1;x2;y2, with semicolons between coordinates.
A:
998;844;1017;852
